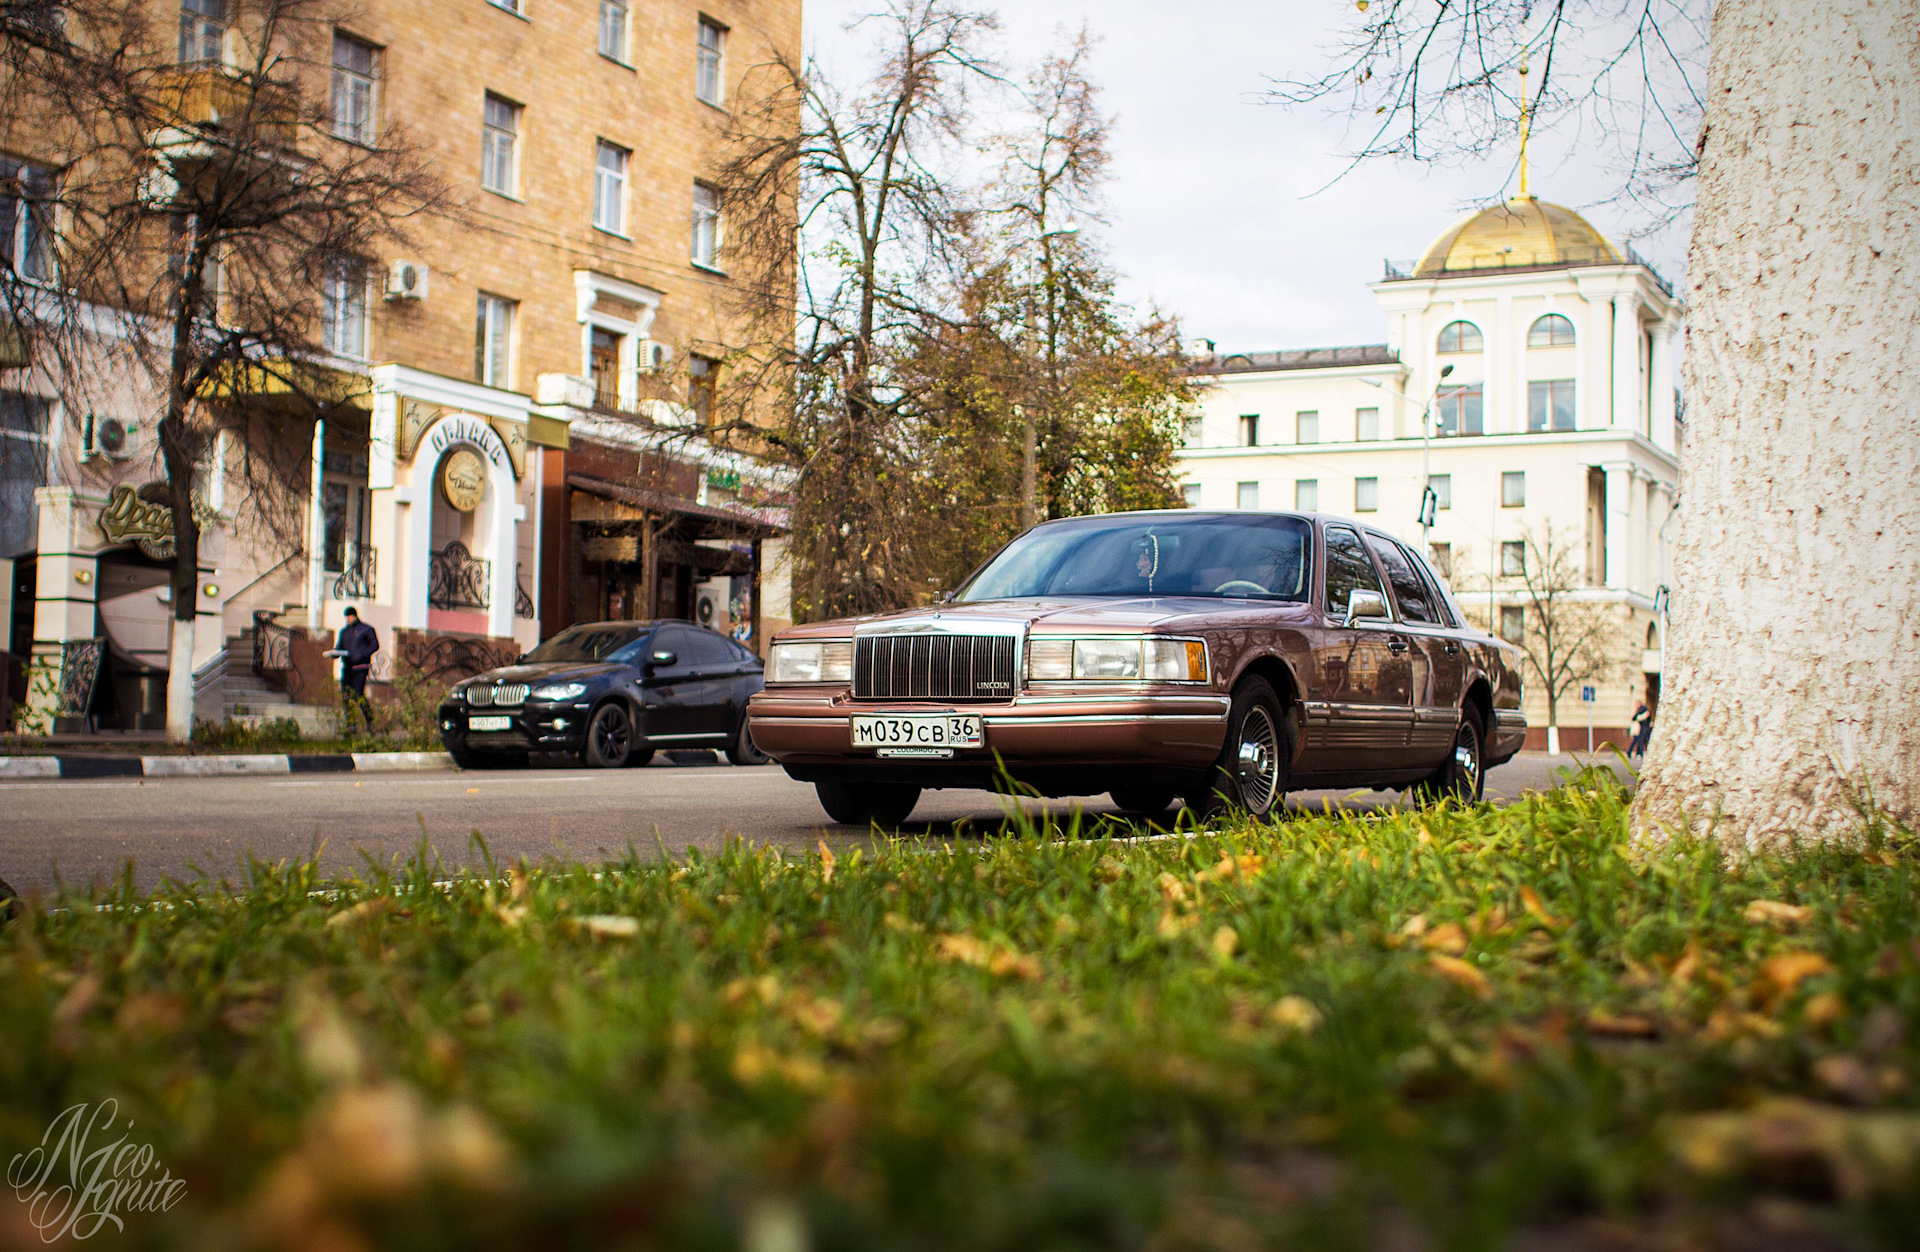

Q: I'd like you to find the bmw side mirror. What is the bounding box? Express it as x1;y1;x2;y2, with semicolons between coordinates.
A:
649;650;677;667
1343;589;1390;628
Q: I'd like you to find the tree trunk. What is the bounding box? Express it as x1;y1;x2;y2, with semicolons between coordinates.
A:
1633;0;1920;845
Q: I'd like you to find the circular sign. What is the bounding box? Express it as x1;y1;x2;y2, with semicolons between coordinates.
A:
441;448;486;512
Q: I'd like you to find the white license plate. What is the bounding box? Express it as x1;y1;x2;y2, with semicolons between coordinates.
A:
468;715;513;731
850;714;984;752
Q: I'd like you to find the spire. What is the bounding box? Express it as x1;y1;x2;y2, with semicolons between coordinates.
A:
1515;62;1534;201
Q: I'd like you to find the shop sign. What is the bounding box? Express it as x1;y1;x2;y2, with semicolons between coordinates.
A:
705;467;741;491
426;413;509;469
97;483;219;560
441;448;486;512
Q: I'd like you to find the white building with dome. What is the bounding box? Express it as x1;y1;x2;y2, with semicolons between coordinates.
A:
1175;194;1681;748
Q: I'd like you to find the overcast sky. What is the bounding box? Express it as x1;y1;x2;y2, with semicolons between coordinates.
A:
800;0;1693;354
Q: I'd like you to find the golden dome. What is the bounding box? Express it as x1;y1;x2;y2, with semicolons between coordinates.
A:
1414;197;1621;278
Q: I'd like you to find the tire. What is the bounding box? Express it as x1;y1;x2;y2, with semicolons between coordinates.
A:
1109;788;1177;819
726;718;770;766
1186;677;1289;821
580;702;634;769
1416;705;1485;805
815;779;922;827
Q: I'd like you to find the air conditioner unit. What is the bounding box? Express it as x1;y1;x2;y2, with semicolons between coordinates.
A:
642;341;673;372
82;413;141;462
694;583;724;629
385;259;429;300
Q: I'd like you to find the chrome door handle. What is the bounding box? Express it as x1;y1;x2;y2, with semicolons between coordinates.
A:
1443;642;1460;656
1387;639;1409;655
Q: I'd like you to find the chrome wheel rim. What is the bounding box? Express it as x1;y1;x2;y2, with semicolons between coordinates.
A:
1235;705;1281;815
1453;722;1481;797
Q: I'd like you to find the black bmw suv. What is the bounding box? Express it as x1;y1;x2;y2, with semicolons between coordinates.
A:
438;620;767;768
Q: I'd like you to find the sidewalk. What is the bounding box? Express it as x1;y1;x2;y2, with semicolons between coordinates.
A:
0;751;454;780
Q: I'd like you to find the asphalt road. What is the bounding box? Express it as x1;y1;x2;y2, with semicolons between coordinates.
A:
0;750;1625;895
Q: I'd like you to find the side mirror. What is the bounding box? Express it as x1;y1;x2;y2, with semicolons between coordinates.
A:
1343;589;1390;628
648;649;678;667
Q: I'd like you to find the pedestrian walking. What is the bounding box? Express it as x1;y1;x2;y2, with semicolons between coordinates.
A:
1628;680;1657;759
335;607;380;732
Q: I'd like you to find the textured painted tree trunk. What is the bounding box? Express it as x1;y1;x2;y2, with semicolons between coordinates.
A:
1634;0;1920;845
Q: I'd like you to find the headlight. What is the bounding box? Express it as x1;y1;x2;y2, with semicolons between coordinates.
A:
531;682;587;701
767;640;854;683
1028;637;1208;682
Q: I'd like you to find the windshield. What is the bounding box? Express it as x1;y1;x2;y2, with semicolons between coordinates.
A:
957;513;1313;602
522;623;649;663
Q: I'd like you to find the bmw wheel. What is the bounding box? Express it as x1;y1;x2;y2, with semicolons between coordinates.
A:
581;702;633;769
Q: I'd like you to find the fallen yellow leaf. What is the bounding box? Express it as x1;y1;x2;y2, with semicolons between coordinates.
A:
578;915;639;939
1518;885;1567;931
1421;922;1469;956
1428;953;1492;997
1269;995;1323;1033
1745;899;1814;927
1761;950;1834;997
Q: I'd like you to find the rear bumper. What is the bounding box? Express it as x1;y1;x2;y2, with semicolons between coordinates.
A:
1489;708;1528;764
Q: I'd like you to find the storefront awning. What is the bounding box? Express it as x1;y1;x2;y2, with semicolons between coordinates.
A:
566;473;786;538
201;361;371;411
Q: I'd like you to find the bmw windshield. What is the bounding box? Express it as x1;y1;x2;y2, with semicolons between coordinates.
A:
522;624;649;663
956;513;1313;603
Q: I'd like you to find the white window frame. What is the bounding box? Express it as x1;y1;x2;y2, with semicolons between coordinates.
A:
593;140;629;235
1237;413;1258;447
330;32;379;146
178;0;226;66
1501;470;1526;508
598;0;630;62
1355;406;1379;442
1295;410;1319;445
1;157;54;281
696;16;727;106
1354;476;1378;513
475;292;517;388
481;93;521;197
488;0;526;17
691;182;721;269
1182;482;1201;508
1235;481;1258;510
321;259;369;360
1528;313;1577;348
1294;479;1319;512
1501;540;1527;577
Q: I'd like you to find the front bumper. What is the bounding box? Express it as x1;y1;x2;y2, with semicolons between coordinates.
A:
438;700;591;754
747;687;1229;773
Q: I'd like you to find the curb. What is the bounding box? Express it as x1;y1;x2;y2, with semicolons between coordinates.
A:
0;752;457;780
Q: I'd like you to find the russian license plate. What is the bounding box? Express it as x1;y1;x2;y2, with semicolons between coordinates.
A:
468;715;513;732
850;713;984;757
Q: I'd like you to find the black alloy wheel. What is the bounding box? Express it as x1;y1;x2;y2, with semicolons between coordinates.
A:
815;779;922;827
1188;677;1289;821
581;702;634;769
1418;706;1485;805
727;718;770;766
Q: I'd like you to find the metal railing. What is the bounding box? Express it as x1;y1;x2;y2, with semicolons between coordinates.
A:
331;543;375;600
428;541;491;611
251;610;292;679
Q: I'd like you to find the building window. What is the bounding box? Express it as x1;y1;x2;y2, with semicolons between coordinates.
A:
1295;410;1319;445
321;259;368;359
1427;473;1451;510
696;16;727;106
1355;406;1379;442
1182;482;1201;508
0;391;50;559
1236;481;1258;510
1354;477;1378;513
593;140;629;234
589;327;622;409
179;0;225;65
1501;471;1526;508
481;93;520;196
691;182;720;268
1436;383;1483;436
0;157;54;280
488;0;525;15
1428;542;1452;578
688;354;719;425
1528;313;1576;347
1500;605;1525;642
330;33;379;145
1180;415;1202;445
1528;379;1576;432
1501;540;1526;577
1437;320;1483;354
1294;479;1318;511
1238;414;1258;447
599;0;629;61
474;292;516;387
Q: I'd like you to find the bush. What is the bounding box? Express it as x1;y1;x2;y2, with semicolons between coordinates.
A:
191;715;304;750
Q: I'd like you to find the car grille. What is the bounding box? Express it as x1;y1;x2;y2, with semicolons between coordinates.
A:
467;683;530;707
853;634;1017;702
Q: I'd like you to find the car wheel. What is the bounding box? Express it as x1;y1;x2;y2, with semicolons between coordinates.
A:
1187;677;1289;821
580;703;633;769
727;718;770;766
1416;706;1485;805
1109;788;1177;819
815;779;921;827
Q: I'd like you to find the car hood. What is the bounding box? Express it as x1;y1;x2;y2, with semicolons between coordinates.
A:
466;661;626;686
773;596;1316;639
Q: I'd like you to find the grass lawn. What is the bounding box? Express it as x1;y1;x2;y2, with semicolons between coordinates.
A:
1;772;1915;1250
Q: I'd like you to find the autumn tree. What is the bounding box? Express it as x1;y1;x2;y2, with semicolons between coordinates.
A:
1485;526;1620;753
1;0;449;740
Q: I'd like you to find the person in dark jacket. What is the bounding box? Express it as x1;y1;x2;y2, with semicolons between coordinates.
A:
337;607;379;730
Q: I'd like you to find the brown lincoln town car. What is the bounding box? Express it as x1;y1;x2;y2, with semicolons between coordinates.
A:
747;510;1527;825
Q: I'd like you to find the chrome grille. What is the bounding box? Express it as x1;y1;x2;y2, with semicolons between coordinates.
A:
853;634;1017;701
466;683;529;707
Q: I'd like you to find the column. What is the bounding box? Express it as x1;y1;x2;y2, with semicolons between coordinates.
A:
304;417;326;626
1611;292;1641;430
1648;321;1676;448
1604;464;1633;590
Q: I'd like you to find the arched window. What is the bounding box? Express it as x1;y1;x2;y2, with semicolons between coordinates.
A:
1529;313;1576;347
1437;320;1483;354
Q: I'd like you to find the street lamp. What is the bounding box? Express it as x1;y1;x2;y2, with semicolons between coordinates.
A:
1417;362;1456;550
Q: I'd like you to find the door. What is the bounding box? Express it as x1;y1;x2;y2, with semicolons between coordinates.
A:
640;623;733;742
1306;525;1414;771
1368;534;1462;768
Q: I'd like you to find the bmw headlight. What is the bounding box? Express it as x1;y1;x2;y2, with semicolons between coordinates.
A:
531;682;588;701
1027;636;1208;682
767;640;854;683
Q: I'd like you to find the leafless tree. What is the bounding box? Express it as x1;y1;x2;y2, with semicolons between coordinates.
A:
1492;525;1619;744
1;0;453;739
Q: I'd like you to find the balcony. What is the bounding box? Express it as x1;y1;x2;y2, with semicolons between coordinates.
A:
157;68;300;149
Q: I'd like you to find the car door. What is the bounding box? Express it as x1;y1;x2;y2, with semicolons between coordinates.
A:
1306;524;1414;772
638;624;705;743
1367;533;1461;768
677;626;746;738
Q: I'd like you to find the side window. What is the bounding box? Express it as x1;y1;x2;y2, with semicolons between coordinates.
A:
685;628;736;667
1323;525;1386;619
727;637;761;666
1403;545;1458;627
652;624;695;668
1367;535;1438;624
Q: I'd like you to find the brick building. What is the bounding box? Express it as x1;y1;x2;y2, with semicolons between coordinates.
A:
1;0;799;732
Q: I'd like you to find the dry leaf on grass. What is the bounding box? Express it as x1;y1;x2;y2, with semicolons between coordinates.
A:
1668;1098;1920;1202
1420;923;1470;956
1745;899;1814;928
1518;885;1567;931
1428;954;1492;997
1584;1010;1659;1039
1269;996;1323;1034
935;933;1040;980
576;915;640;939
